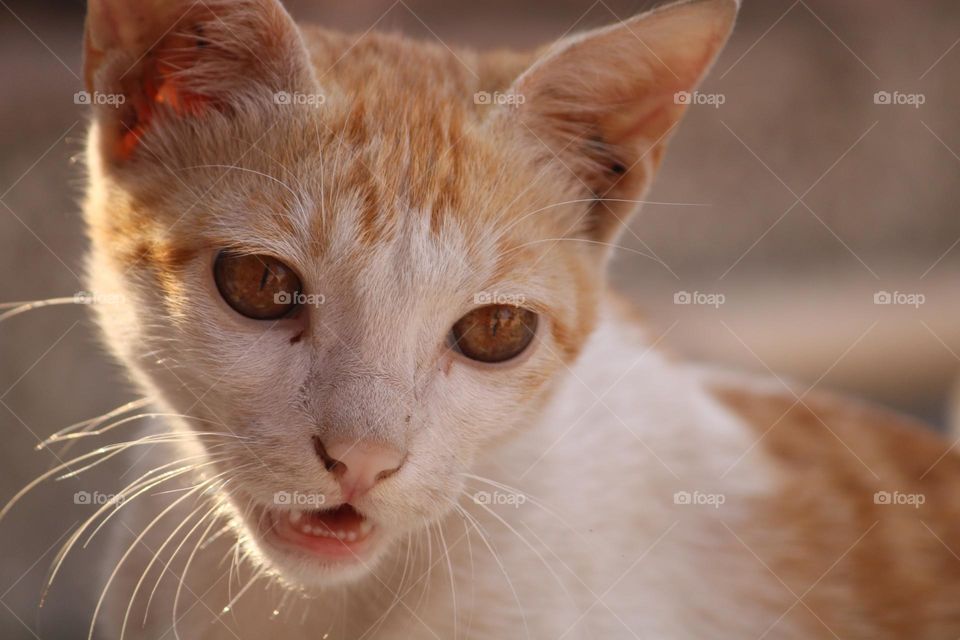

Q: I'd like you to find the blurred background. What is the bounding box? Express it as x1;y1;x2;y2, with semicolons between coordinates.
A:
1;0;959;637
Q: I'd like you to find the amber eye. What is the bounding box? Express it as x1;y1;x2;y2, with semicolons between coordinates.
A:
213;251;302;320
451;305;538;363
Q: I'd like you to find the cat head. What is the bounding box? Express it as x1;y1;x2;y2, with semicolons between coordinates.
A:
82;0;737;586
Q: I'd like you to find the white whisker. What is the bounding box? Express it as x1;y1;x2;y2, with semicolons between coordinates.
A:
121;502;212;640
436;521;458;640
39;398;154;450
89;476;232;640
0;297;84;324
456;506;531;640
503;237;658;261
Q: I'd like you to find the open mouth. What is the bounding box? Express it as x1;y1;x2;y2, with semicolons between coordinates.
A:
263;504;376;560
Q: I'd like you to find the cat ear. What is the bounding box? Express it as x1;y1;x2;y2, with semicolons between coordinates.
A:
498;0;737;244
83;0;316;163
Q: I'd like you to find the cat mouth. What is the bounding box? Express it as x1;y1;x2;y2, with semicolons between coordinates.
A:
260;503;377;560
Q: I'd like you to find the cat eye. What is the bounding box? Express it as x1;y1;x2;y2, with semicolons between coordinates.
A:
451;305;538;363
213;251;302;320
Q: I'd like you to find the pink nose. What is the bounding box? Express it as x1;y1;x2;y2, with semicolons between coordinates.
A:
313;437;405;501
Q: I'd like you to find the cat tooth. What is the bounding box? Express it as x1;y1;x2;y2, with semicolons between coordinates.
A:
359;521;374;536
345;531;357;542
289;510;304;525
336;530;347;540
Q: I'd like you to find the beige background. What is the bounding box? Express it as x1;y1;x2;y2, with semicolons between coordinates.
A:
1;1;959;637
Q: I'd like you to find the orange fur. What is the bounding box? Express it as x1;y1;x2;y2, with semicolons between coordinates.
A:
712;380;960;637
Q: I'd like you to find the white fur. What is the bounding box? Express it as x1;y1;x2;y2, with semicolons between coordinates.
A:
94;303;798;639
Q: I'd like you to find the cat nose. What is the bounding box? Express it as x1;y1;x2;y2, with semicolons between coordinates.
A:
312;436;404;501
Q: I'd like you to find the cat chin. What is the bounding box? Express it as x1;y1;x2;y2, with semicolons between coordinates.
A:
254;544;392;589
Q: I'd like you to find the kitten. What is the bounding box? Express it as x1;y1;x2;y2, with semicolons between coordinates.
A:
51;0;960;637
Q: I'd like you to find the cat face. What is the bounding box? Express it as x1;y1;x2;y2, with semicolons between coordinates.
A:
82;0;736;586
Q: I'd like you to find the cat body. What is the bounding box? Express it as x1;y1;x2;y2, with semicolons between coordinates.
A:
74;0;960;637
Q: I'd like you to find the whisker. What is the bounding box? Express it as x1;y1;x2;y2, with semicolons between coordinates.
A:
89;476;232;640
120;502;212;640
453;506;477;638
502;237;658;261
181;165;302;205
456;506;531;640
39;398;153;449
413;517;434;615
83;454;233;548
44;399;155;460
42;412;246;449
42;455;229;604
1;433;247;523
198;524;233;552
462;473;594;550
54;433;247;483
466;498;577;611
0;297;84;324
436;521;459;640
212;566;267;624
495;196;710;240
171;513;226;640
358;533;415;640
141;494;235;627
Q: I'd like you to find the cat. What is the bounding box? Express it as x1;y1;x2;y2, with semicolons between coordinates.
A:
42;0;960;637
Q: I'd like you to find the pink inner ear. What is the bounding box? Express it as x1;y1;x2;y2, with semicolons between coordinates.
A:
113;28;216;161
